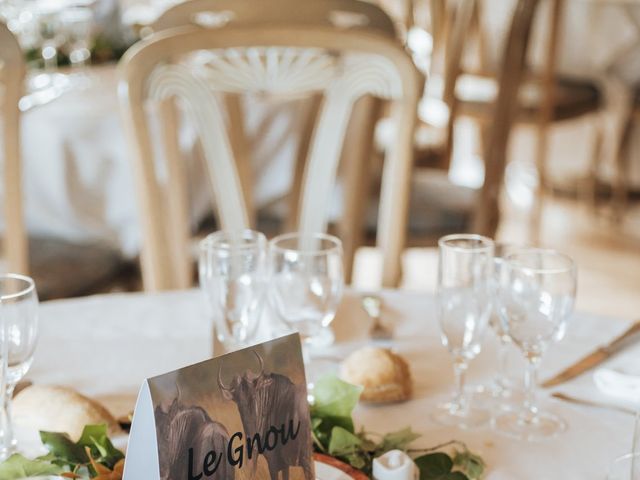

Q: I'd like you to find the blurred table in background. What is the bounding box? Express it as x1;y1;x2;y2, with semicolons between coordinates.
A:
16;64;308;256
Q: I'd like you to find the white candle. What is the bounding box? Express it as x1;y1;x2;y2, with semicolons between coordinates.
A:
372;450;419;480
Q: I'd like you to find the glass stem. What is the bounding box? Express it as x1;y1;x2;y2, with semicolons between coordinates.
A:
452;358;469;412
496;338;510;388
0;299;12;458
0;386;14;455
523;356;540;420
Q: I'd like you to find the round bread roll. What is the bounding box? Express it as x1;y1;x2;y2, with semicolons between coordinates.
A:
340;347;412;403
13;385;122;440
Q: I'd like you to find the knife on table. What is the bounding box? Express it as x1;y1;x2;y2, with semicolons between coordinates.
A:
542;320;640;388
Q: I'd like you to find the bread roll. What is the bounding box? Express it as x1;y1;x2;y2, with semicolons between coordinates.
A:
340;347;412;403
13;385;121;440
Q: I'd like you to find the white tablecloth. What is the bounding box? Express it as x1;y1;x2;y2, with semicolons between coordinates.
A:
22;289;637;479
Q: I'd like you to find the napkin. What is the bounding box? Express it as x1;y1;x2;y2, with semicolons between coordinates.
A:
594;368;640;404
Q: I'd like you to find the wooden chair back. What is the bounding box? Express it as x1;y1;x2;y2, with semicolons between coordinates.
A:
148;0;399;284
119;26;422;291
151;0;396;36
0;22;28;274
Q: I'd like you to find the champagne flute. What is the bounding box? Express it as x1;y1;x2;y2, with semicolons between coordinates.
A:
198;230;267;354
494;249;576;441
483;244;526;405
0;274;39;460
268;233;343;393
433;234;494;428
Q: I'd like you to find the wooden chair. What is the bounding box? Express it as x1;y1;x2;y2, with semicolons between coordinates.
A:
0;22;28;275
454;0;602;239
413;0;602;240
118;25;422;291
148;0;399;283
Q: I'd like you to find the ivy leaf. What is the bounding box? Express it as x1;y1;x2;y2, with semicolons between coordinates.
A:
311;375;363;434
311;375;363;452
77;424;124;469
379;427;421;452
39;431;88;467
0;453;64;479
453;449;485;479
328;426;362;456
415;452;469;480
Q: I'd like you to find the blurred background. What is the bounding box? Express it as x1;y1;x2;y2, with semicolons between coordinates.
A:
1;0;639;318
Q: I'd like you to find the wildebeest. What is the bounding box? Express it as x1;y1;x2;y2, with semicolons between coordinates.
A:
155;397;235;480
218;351;314;480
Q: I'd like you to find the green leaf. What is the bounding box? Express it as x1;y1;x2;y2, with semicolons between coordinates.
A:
453;449;485;479
39;430;88;466
379;427;421;452
0;453;63;479
415;452;469;480
328;426;362;456
311;375;362;434
77;424;125;469
311;375;363;453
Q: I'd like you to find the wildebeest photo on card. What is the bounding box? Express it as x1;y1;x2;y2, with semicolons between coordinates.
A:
148;333;315;480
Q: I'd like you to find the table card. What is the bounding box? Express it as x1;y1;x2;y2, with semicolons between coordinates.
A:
123;333;315;480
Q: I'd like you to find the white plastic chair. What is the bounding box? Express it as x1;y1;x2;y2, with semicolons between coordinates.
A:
118;25;422;291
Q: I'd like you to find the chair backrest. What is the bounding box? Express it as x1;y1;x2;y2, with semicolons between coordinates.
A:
150;0;397;37
147;0;398;243
119;25;422;291
0;22;28;274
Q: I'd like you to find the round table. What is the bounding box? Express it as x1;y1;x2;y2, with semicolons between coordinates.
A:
21;289;637;478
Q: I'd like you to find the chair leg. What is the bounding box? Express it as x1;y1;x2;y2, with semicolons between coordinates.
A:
612;115;634;223
585;116;604;214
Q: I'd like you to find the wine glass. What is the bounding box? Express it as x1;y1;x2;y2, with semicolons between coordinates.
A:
474;244;526;407
0;274;39;460
198;230;267;354
268;233;344;392
494;249;576;441
433;234;495;428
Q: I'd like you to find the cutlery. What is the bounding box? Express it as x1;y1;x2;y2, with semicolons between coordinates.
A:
542;320;640;388
551;392;635;416
361;295;392;340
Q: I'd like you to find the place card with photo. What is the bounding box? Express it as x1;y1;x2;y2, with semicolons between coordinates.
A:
124;333;315;480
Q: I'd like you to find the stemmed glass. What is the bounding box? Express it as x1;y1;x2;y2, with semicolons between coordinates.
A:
494;249;576;441
268;233;344;392
476;244;525;406
433;234;495;428
198;230;267;354
0;274;39;460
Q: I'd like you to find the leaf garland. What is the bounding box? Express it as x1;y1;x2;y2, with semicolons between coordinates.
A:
310;375;485;479
0;376;486;479
0;424;124;480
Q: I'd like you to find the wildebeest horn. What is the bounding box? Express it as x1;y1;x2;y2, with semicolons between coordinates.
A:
252;350;264;377
217;359;231;392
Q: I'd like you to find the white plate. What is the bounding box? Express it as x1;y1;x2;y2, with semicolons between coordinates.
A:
315;460;356;480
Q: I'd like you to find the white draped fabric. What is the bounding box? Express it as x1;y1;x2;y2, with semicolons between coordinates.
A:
19;289;638;478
